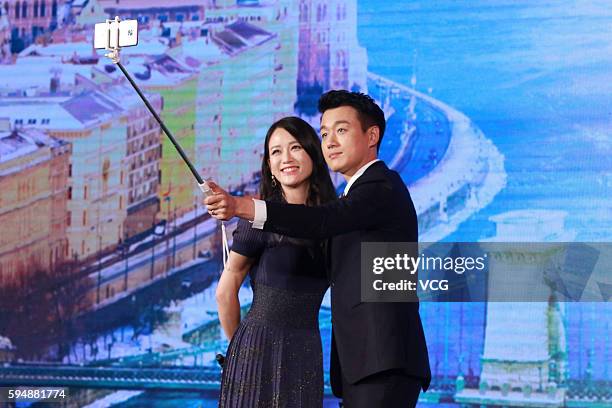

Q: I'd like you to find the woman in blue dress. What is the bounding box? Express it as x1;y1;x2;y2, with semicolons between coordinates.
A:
215;116;336;407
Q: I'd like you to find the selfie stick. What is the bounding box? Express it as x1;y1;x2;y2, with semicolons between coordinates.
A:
101;17;229;263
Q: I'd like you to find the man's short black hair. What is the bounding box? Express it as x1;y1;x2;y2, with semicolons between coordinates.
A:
318;90;386;152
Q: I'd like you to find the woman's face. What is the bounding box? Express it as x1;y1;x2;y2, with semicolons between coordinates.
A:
268;127;313;190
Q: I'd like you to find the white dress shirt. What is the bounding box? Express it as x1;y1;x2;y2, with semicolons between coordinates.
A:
341;159;381;197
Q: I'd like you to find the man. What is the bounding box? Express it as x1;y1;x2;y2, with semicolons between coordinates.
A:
206;90;431;407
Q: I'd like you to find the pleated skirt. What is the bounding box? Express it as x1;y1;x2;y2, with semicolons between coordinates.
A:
218;317;324;407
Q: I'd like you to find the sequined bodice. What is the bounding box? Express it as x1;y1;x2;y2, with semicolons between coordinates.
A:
246;283;326;330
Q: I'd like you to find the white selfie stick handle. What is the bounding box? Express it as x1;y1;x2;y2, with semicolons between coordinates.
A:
199;181;230;266
198;181;213;197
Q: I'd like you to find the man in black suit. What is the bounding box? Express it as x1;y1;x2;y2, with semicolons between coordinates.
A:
206;90;431;407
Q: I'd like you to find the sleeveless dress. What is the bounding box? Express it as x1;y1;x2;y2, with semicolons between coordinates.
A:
218;219;329;408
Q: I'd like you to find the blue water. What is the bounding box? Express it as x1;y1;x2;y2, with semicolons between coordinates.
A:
359;0;612;243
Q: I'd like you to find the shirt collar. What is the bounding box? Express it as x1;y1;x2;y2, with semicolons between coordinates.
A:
342;159;381;196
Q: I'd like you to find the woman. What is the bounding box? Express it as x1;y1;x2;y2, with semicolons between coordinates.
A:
215;116;337;407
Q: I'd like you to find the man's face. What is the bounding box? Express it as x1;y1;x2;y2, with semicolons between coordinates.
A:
320;106;378;178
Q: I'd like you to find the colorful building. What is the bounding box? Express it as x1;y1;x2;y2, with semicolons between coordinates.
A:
204;0;299;123
1;0;70;53
1;52;164;242
183;19;297;191
0;3;9;61
142;58;199;220
90;50;200;221
179;36;223;192
0;93;128;261
101;83;163;241
0;123;70;285
267;0;300;123
297;0;367;96
98;0;212;24
183;1;299;192
179;1;297;193
210;21;282;189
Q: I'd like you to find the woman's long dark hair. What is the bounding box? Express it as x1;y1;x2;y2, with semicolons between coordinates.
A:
260;116;336;206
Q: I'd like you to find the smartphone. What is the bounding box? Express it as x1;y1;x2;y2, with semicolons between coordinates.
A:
94;19;138;49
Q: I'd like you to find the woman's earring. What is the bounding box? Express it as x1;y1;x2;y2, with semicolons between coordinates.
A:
271;175;277;188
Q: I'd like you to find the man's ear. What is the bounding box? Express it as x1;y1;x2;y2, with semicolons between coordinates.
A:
367;126;380;149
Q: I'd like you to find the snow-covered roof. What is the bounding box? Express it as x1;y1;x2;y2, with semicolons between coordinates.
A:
0;90;122;131
61;90;121;125
0;57;91;95
20;41;96;59
179;37;224;64
0;100;83;130
93;54;196;87
0;128;67;174
212;20;275;56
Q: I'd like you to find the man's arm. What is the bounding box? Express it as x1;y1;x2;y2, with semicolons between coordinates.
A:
263;178;397;239
204;178;404;239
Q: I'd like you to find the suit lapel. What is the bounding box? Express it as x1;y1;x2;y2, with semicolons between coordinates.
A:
328;162;387;283
345;161;387;197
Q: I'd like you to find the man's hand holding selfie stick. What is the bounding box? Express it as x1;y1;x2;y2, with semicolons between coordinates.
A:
204;181;255;222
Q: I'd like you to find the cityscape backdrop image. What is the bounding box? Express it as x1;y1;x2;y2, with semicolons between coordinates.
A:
0;0;610;406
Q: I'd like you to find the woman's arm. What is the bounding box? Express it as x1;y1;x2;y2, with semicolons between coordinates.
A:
215;250;255;340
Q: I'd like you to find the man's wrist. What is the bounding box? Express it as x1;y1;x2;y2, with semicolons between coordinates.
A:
235;196;255;221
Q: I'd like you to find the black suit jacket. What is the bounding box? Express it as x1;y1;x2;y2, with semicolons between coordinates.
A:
263;161;431;393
